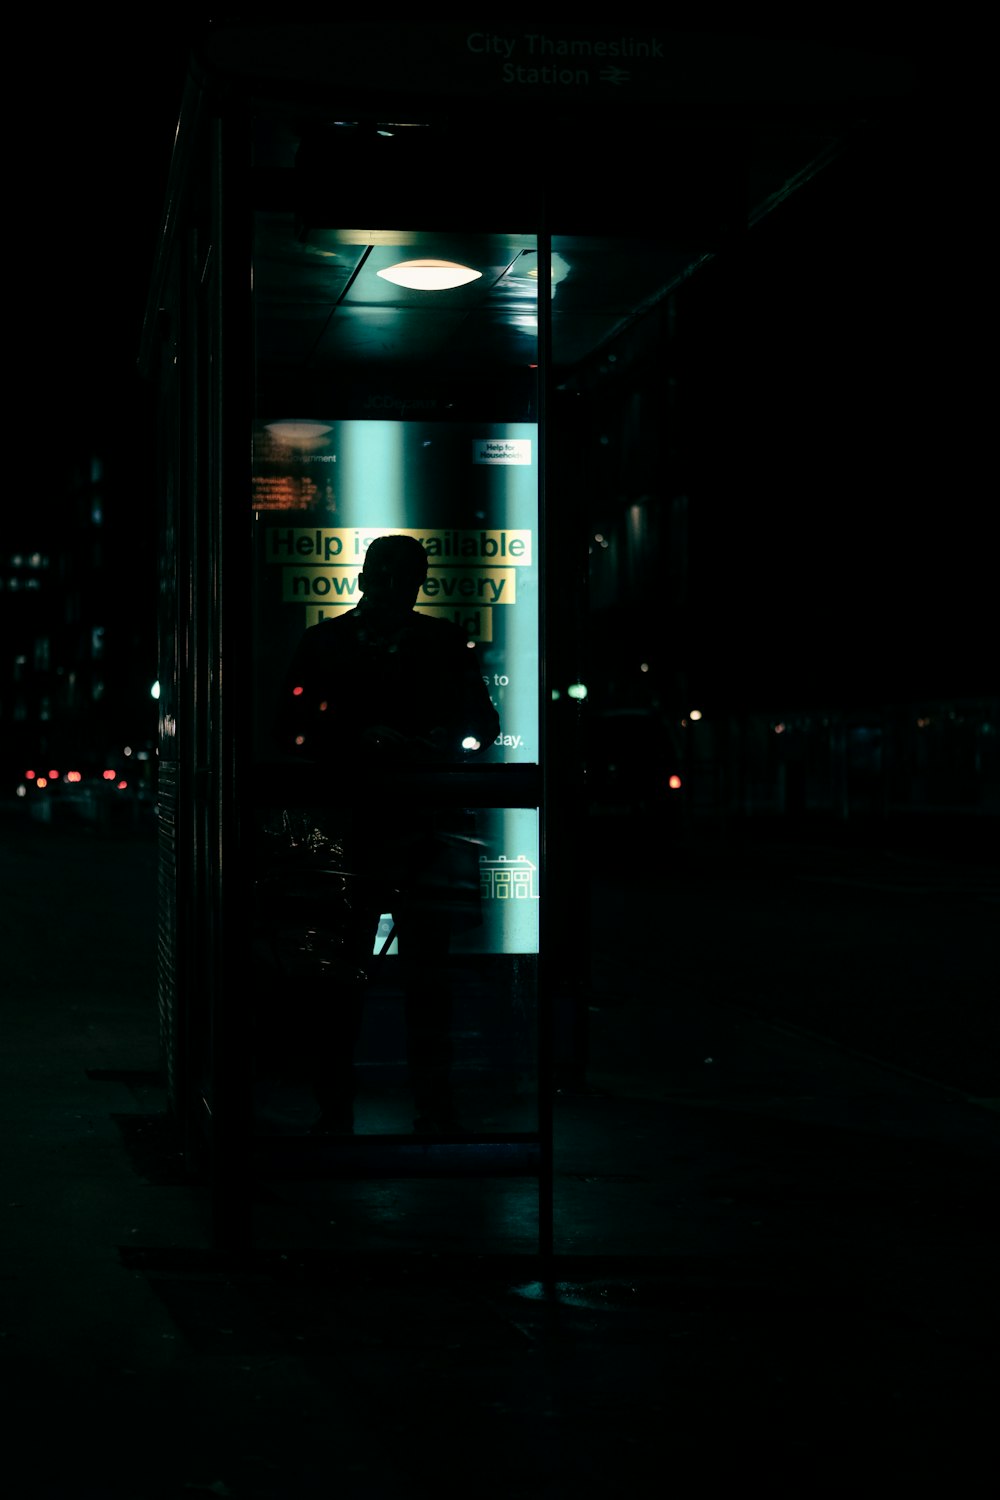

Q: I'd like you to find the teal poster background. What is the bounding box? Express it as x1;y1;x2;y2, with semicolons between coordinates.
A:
373;807;539;957
252;418;538;767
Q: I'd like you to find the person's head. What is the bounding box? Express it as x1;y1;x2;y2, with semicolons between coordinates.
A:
358;535;429;616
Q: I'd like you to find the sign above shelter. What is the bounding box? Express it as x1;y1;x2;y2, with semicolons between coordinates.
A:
195;21;921;116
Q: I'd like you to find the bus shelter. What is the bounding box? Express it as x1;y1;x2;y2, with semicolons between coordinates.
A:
139;21;914;1257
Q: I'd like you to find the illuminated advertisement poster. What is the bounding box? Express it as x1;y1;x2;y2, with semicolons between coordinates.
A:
252;417;539;955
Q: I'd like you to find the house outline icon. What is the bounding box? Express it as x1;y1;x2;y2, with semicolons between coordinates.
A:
478;853;538;901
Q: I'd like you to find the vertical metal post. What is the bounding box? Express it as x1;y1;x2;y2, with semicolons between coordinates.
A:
536;219;555;1272
209;103;255;1253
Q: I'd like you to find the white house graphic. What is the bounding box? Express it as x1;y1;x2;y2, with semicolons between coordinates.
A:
479;854;538;901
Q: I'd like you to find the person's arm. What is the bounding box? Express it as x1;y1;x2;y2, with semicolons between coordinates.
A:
274;632;313;756
457;647;501;754
423;635;499;760
274;624;355;761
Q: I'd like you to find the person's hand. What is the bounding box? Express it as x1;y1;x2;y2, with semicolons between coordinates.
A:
360;725;409;760
409;727;458;762
359;725;456;762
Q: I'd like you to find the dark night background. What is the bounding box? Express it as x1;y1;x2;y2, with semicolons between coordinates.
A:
16;22;989;726
3;25;996;1499
14;27;194;765
27;31;188;442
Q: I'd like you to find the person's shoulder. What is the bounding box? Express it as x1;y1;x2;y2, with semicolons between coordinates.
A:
293;610;358;658
409;612;474;648
304;611;358;637
410;610;458;630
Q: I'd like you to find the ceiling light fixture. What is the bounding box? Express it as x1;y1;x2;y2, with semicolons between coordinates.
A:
265;420;333;446
377;259;482;290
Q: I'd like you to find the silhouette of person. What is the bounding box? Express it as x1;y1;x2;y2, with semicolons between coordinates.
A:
275;533;501;1135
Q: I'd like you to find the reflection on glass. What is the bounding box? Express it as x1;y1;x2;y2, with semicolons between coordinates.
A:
250;806;539;1139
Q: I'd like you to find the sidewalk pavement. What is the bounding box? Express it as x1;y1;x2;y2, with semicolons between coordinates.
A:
1;808;997;1498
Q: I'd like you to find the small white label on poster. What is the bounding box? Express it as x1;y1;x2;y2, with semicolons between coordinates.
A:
473;438;532;466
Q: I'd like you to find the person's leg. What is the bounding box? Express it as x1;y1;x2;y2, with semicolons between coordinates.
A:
310;900;380;1134
398;902;458;1131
